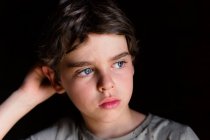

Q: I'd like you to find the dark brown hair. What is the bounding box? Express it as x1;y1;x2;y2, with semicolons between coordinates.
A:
39;0;138;71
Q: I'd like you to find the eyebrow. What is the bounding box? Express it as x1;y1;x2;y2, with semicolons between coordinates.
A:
66;51;130;68
66;61;91;68
111;52;130;61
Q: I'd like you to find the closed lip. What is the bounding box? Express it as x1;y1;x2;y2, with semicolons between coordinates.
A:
99;97;120;106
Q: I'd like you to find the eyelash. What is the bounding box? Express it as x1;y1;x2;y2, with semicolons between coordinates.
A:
75;60;127;77
113;60;127;69
76;68;94;77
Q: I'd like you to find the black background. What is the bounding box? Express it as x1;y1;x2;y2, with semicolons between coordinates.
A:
0;0;209;139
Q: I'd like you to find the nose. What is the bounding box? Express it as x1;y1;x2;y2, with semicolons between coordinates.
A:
97;71;114;93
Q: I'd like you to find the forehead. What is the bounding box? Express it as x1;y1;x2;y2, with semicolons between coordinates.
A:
62;34;129;63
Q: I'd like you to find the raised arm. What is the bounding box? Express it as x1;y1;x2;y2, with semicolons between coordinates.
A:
0;66;56;139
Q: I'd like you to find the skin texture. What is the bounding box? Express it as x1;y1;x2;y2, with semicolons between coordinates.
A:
59;34;134;121
56;34;144;138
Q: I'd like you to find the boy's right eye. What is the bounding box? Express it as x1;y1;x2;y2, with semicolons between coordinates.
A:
77;68;94;77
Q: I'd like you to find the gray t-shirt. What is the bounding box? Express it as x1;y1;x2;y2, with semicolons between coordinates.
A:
26;114;199;140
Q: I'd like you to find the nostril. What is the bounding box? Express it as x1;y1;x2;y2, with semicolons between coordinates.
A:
98;84;114;94
97;72;115;92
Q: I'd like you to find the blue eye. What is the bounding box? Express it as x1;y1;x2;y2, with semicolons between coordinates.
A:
78;68;93;77
114;61;126;69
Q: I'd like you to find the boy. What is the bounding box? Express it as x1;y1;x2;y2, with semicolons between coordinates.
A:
0;0;199;139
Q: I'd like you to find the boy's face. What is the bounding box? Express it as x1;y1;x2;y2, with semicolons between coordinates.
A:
58;34;134;122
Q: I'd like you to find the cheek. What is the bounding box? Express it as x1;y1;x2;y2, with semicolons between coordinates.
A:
64;81;98;115
121;74;133;103
60;77;96;105
115;66;134;94
119;75;133;93
116;65;134;85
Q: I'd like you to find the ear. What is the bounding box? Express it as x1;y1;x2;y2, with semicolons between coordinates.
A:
42;66;65;94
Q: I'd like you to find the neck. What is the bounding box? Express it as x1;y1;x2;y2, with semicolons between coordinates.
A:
82;108;145;139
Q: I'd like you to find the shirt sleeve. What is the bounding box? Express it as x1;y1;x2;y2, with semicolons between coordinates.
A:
180;127;200;140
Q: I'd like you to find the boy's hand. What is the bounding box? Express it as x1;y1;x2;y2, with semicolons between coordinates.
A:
18;66;57;106
0;66;57;139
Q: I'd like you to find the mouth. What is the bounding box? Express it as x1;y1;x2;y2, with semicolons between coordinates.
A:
99;98;120;109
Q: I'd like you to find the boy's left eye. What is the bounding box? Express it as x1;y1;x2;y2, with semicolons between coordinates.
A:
113;61;126;69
